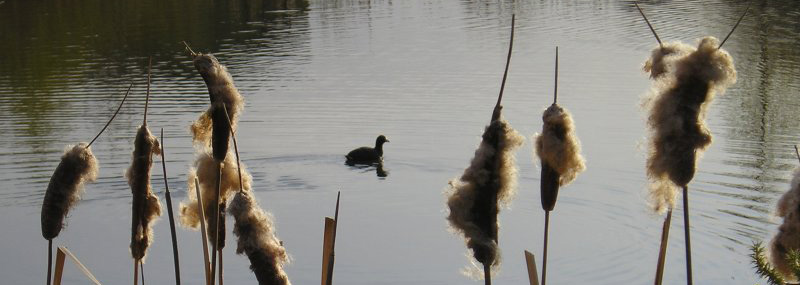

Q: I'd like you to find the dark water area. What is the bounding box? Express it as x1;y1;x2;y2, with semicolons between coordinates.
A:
1;0;799;284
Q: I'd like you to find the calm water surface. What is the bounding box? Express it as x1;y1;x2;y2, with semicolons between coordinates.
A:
1;0;799;284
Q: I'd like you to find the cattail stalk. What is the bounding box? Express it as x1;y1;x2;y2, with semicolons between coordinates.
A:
633;7;679;285
633;2;663;48
128;61;162;284
185;44;244;285
210;166;222;285
42;83;132;285
654;209;672;285
682;186;692;283
446;15;520;284
159;128;181;285
541;211;550;285
643;26;738;285
718;5;750;49
195;177;212;285
534;48;586;285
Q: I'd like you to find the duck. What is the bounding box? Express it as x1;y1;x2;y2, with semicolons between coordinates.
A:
346;135;389;163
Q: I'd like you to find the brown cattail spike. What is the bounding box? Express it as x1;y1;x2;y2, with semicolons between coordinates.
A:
535;104;586;211
189;52;243;162
645;36;736;212
127;125;163;262
446;15;523;279
229;190;292;285
446;118;524;276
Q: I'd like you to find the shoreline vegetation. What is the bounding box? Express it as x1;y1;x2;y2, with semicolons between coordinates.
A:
31;2;799;285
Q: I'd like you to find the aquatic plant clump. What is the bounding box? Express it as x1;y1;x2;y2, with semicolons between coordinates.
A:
446;117;524;274
228;190;291;285
770;168;800;278
643;41;694;79
126;125;163;261
179;151;251;237
644;36;736;212
41;143;99;240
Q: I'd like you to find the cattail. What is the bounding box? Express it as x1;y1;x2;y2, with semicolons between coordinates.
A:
446;117;524;274
41;144;99;240
179;151;251;240
446;15;519;282
127;125;163;261
228;189;291;285
532;48;586;285
128;59;163;265
187;50;244;162
644;36;736;212
41;84;130;285
534;104;585;211
643;36;737;285
770;167;800;278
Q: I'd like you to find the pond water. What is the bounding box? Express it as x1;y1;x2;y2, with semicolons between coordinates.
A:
1;0;799;284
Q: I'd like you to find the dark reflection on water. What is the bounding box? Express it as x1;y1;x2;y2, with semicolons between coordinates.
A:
346;161;389;178
0;0;310;141
1;0;800;284
712;0;800;243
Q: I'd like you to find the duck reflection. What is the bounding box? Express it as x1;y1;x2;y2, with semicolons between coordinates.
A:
345;161;389;178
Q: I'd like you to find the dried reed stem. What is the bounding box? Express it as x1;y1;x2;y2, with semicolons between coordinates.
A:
221;105;243;194
144;58;151;126
88;83;133;147
718;3;750;49
654;208;672;285
195;177;212;285
183;41;197;57
159;129;181;285
683;186;693;285
210;166;222;285
324;192;341;285
553;47;558;105
634;2;663;47
134;260;138;285
492;14;515;121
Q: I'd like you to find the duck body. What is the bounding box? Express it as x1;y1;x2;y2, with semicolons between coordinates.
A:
346;135;388;163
